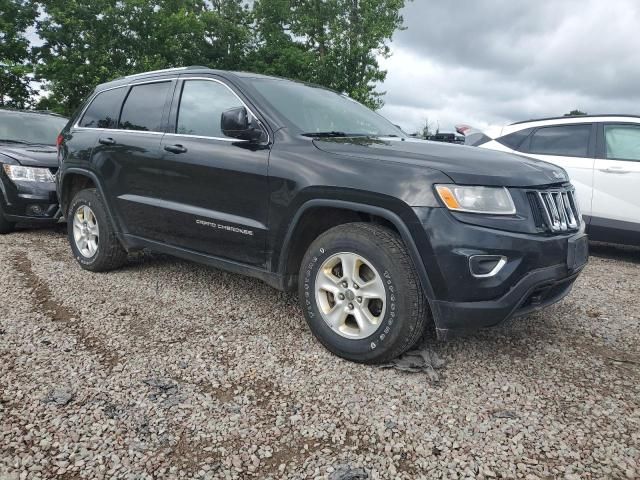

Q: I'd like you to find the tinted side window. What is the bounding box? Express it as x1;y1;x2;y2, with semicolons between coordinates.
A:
176;80;243;138
529;124;591;157
119;82;171;132
605;124;640;161
79;87;127;128
497;128;533;151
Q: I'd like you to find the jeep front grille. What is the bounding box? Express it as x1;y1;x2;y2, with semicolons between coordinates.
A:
527;188;581;232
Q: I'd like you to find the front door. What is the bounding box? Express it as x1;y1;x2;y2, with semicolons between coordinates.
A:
154;77;270;266
591;123;640;243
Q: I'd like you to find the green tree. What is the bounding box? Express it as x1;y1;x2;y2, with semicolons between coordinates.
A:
33;0;253;115
32;0;407;113
0;0;37;108
34;0;136;115
564;109;587;116
247;0;316;81
251;0;408;109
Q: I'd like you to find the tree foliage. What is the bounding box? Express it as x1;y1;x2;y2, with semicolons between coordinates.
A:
26;0;406;115
0;0;37;107
564;109;587;116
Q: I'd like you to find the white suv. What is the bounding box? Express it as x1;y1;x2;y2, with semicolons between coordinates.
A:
458;115;640;246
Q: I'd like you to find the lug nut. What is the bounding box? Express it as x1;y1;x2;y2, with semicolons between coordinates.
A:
348;303;354;310
357;296;362;303
338;293;345;300
353;283;359;289
342;281;348;288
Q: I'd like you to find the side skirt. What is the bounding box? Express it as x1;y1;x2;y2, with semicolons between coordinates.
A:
122;234;286;291
584;215;640;247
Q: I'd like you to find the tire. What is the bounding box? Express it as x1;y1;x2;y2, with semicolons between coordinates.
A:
67;188;127;272
0;203;15;234
298;222;430;364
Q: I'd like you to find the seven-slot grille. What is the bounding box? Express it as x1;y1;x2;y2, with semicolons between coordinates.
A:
527;188;581;232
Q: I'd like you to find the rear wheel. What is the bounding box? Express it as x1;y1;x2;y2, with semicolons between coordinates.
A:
0;203;15;234
298;222;430;363
67;188;127;272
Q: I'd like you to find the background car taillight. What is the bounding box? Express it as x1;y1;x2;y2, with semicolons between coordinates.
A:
56;133;64;164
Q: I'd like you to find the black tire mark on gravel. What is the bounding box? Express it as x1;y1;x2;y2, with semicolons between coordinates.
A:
10;254;120;370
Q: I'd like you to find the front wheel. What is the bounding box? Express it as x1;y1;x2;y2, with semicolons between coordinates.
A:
298;223;430;364
67;188;127;272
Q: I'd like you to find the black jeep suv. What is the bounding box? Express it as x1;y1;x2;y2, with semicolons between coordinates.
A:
57;67;588;363
0;109;68;233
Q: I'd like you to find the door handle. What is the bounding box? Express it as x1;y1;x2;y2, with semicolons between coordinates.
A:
164;144;187;154
599;167;630;174
98;137;116;145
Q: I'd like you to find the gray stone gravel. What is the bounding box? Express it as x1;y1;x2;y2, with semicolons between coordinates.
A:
1;226;639;479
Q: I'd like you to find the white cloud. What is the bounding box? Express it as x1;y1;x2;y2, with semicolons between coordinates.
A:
378;0;640;134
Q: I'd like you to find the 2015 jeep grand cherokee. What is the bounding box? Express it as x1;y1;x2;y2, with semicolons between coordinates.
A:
57;67;588;363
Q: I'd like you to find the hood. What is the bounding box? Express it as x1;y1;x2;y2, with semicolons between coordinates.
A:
0;144;58;168
312;137;568;187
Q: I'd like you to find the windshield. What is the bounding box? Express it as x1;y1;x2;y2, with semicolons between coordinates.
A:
0;112;68;145
247;78;404;138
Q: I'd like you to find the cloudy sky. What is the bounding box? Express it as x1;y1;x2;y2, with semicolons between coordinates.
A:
379;0;640;134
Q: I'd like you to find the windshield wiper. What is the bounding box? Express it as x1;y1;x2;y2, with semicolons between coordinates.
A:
0;139;30;144
301;131;365;138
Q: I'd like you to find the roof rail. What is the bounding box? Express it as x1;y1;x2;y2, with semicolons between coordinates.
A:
123;65;208;79
510;114;640;125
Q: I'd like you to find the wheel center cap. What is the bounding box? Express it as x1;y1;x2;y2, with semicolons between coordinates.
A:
345;290;355;301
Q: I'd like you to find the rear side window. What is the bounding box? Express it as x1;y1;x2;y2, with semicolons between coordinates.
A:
79;87;126;129
119;82;171;132
176;80;244;138
529;124;591;157
497;128;533;151
605;124;640;161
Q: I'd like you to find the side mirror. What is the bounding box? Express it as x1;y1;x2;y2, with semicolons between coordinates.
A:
221;107;263;142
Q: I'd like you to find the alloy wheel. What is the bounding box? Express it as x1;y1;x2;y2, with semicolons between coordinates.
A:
73;205;100;258
315;252;387;339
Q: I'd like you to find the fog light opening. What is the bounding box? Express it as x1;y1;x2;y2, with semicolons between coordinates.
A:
26;204;46;217
469;255;507;278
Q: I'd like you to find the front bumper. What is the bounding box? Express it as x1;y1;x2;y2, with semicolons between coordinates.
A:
432;263;581;338
0;173;60;224
411;207;587;337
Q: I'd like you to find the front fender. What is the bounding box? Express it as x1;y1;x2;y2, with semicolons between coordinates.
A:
277;197;440;303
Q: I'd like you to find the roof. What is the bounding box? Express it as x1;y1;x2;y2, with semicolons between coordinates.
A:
0;108;67;119
510;114;640;125
96;65;333;95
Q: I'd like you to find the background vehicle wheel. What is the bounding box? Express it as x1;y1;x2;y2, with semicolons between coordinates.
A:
68;188;127;272
0;203;15;234
298;222;430;364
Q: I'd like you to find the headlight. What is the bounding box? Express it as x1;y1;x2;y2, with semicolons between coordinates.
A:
435;184;516;215
2;165;55;183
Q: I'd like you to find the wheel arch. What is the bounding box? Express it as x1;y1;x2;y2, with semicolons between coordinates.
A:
59;169;124;239
277;199;437;302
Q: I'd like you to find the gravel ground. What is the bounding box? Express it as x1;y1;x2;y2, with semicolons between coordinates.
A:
1;226;639;479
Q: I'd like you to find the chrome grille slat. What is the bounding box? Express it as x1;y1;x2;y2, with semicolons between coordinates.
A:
532;188;581;232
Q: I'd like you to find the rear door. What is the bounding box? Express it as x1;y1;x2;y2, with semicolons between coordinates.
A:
89;79;175;237
522;123;595;218
590;123;640;242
